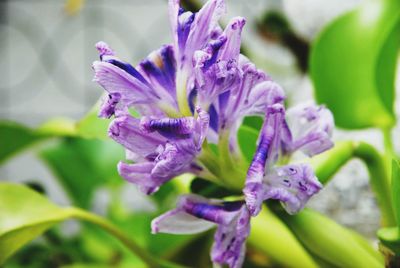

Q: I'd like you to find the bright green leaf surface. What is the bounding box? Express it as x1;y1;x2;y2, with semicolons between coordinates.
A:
0;183;73;264
310;0;400;129
0;183;181;267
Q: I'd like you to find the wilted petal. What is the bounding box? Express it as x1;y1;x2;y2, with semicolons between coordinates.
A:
96;41;115;59
243;104;285;216
98;92;122;118
264;164;322;214
285;103;334;157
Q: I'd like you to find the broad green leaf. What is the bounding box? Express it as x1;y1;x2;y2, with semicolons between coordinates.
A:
310;0;400;129
0;183;179;267
248;207;318;268
0;183;73;264
40;138;124;208
392;160;400;229
237;125;259;163
0;118;79;164
242;116;263;131
0;102;111;165
279;208;384;267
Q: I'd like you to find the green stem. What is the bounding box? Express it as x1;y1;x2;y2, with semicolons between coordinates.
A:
382;127;396;177
66;207;185;268
309;141;395;226
353;142;396;226
310;141;355;184
218;131;246;189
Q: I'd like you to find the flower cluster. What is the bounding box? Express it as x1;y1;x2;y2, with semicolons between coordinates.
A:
93;0;334;267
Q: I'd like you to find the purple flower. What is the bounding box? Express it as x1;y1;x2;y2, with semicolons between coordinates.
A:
206;56;285;151
152;194;250;268
93;42;178;118
109;107;209;194
243;103;329;216
283;102;334;157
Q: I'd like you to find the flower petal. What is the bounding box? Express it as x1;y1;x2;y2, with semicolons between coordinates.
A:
264;164;323;214
243;104;285;216
181;0;226;69
151;208;216;235
140;116;196;139
285;103;334;157
219;17;246;61
137;45;177;102
118;161;158;194
211;206;250;268
108;115;165;158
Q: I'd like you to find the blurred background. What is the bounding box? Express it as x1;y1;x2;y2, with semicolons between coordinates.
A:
0;0;399;267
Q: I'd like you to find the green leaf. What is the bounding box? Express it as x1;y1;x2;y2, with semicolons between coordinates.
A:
0;183;180;267
0;121;49;164
237;125;259;163
0;101;112;166
278;208;384;267
0;183;74;264
392;159;400;229
75;102;110;140
40;138;124;208
242;116;263;131
310;0;400;129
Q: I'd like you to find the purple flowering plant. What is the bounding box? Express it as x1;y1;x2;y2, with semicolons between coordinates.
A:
92;0;335;266
2;0;400;267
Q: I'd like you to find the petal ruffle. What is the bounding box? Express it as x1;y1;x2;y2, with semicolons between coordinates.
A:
263;164;323;214
284;103;334;157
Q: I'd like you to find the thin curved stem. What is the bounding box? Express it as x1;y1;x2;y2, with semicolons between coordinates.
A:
66;207;185;268
310;141;396;226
